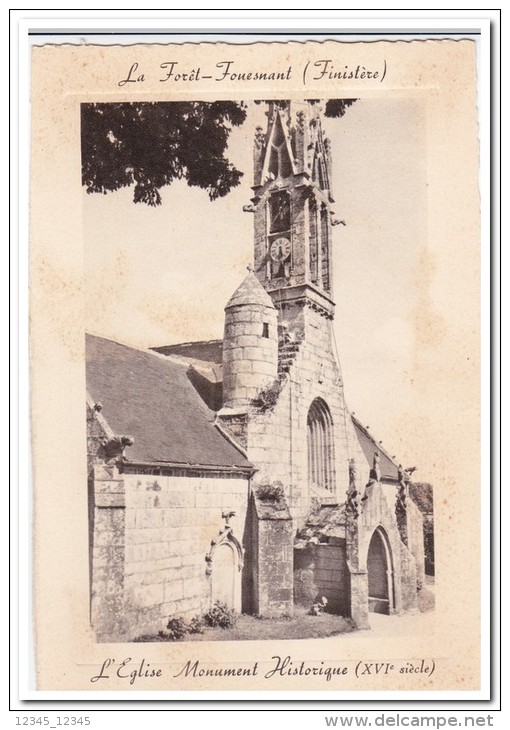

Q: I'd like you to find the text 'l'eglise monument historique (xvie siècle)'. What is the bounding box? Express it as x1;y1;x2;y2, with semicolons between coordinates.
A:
85;99;434;642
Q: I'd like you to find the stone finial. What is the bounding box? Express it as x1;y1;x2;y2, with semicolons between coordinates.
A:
222;510;236;526
395;466;409;545
101;435;134;463
348;457;357;486
346;458;360;519
296;109;306;130
398;464;416;486
370;451;381;483
254;125;265;148
396;483;407;514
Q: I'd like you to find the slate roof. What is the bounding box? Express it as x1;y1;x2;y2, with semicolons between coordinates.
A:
295;504;347;547
150;340;224;411
151;339;223;364
351;415;399;481
86;334;251;469
144;333;402;480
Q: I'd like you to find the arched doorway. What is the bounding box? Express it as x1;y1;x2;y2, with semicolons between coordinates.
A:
367;527;394;615
206;530;244;612
211;542;237;608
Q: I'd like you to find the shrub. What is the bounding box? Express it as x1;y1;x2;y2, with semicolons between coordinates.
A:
134;605;236;642
161;616;191;640
154;615;205;641
252;378;284;411
256;483;284;503
188;616;205;634
203;601;238;628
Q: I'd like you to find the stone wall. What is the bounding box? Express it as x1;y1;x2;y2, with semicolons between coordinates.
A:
407;498;425;589
219;299;373;624
90;469;249;641
251;492;293;616
243;305;369;529
348;482;418;624
223;299;278;408
399;540;419;613
294;542;350;615
90;463;127;640
86;401;111;470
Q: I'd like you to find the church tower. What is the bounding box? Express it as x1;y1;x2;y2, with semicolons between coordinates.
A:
222;100;370;514
250;101;337;339
218;101;421;623
226;99;371;510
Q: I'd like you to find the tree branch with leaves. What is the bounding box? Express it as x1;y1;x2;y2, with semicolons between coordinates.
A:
81;99;356;207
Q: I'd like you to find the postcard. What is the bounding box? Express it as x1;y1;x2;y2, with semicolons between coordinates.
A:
28;35;484;695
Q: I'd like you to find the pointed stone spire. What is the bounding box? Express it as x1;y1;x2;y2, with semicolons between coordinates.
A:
225;270;276;311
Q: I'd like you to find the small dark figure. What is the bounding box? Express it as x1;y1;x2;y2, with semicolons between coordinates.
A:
309;596;328;616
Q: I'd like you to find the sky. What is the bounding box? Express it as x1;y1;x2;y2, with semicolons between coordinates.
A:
84;97;429;476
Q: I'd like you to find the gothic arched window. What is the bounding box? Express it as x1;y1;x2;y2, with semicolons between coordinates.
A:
307;398;335;492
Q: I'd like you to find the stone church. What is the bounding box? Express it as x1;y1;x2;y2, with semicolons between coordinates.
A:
86;101;428;641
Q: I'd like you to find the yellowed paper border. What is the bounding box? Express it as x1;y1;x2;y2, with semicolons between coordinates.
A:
29;37;482;696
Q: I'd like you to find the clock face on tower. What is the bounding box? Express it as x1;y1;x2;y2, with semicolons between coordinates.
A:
270;237;291;263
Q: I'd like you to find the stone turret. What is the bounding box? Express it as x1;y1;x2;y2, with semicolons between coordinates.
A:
222;271;278;408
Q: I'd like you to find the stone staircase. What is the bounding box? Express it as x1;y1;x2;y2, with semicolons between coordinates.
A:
277;339;301;376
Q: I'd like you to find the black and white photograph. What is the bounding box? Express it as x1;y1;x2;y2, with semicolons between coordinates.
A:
83;97;435;646
26;35;484;696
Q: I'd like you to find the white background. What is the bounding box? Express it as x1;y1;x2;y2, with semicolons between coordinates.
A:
9;6;501;726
